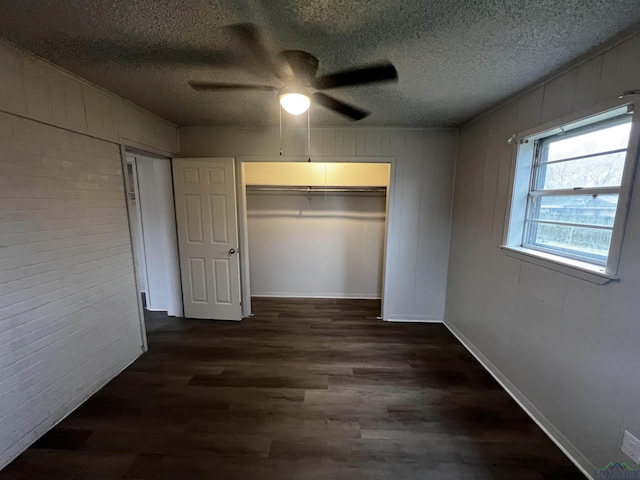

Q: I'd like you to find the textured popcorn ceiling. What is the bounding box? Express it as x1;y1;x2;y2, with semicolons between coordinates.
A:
1;0;639;127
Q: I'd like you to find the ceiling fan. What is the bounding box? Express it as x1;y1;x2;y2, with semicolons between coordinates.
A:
188;24;399;121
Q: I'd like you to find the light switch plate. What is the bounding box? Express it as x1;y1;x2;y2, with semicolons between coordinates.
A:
621;430;640;464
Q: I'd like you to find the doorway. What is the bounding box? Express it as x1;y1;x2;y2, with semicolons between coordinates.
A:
126;150;182;317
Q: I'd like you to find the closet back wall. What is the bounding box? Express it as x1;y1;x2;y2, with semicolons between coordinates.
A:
247;192;385;298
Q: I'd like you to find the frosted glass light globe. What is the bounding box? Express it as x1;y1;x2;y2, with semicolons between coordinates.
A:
279;92;311;115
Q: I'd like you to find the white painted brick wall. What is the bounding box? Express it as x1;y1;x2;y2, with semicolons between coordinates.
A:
0;38;180;469
0;113;144;469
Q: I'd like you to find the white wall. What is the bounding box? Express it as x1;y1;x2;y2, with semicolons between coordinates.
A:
247;192;386;298
0;40;179;469
180;127;458;321
134;155;182;316
446;31;640;475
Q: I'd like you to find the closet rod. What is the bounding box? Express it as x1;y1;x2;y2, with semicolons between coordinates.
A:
245;185;387;193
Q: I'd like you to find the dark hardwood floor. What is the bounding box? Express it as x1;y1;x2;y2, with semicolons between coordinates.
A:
1;298;585;479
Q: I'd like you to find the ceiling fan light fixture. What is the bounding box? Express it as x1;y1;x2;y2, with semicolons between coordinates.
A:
279;91;311;115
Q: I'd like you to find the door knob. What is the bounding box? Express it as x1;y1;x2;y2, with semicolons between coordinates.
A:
228;248;236;255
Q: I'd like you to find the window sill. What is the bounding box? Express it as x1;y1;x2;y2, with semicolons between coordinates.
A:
500;246;618;285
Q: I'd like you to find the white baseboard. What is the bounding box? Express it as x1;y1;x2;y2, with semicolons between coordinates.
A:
251;293;382;300
444;320;594;480
145;307;167;312
384;314;443;323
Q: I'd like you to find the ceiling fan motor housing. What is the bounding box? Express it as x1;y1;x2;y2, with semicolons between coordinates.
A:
277;50;319;80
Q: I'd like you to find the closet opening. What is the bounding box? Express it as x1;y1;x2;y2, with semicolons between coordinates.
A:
239;161;391;319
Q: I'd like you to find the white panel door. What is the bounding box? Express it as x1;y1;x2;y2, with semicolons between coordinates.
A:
173;158;241;320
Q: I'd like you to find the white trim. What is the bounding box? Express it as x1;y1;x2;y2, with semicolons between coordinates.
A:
609;102;640;274
380;166;392;320
119;145;148;352
126;156;150;297
237;156;394;320
237;162;252;318
385;315;443;323
515;101;631;142
120;137;179;158
444;320;596;480
500;245;615;284
500;245;616;284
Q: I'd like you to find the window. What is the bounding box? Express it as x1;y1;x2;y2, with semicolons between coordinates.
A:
524;115;631;265
504;104;638;281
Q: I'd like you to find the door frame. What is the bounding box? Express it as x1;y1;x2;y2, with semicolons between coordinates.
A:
125;155;150;297
118;138;179;351
135;153;183;316
237;156;395;320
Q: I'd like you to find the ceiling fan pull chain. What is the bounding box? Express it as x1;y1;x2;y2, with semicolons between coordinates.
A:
279;106;283;156
307;108;311;162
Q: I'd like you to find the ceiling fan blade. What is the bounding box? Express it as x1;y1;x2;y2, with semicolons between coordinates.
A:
224;23;283;78
313;62;398;90
189;81;278;91
313;93;370;121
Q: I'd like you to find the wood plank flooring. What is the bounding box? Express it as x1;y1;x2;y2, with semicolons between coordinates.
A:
0;298;585;479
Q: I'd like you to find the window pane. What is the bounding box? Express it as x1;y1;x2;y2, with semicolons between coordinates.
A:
531;194;618;227
546;121;631;162
525;222;612;262
536;151;625;189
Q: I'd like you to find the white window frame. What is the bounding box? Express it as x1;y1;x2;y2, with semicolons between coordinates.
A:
502;100;640;284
